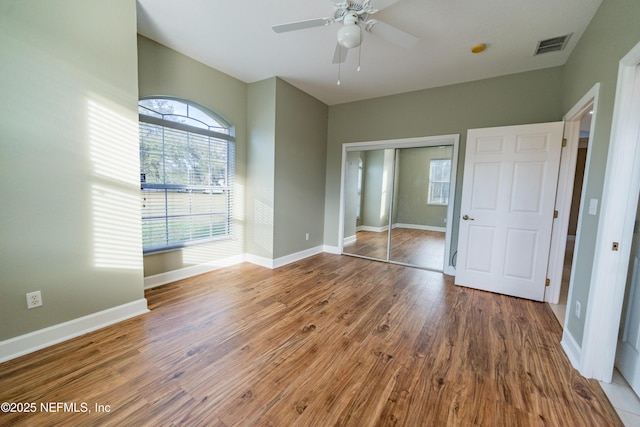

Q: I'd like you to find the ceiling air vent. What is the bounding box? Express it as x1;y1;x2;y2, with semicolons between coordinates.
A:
534;34;572;55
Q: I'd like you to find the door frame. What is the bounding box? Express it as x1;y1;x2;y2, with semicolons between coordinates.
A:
337;134;460;275
545;85;599;304
574;40;640;382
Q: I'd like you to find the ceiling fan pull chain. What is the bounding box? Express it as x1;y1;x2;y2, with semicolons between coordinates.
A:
337;48;342;85
357;31;362;71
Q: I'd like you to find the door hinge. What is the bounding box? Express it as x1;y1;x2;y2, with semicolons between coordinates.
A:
562;138;567;147
553;210;558;219
545;278;550;287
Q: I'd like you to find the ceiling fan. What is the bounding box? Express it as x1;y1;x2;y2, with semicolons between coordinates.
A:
272;0;418;64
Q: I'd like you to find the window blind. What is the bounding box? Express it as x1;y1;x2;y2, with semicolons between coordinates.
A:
139;121;234;253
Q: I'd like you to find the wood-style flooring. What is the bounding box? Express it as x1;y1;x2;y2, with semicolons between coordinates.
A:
0;254;621;426
344;228;445;270
389;229;445;270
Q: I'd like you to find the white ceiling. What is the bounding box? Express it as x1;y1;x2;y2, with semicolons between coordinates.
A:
136;0;602;106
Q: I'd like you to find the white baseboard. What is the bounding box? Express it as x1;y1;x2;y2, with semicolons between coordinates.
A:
357;225;388;233
0;298;149;363
561;328;582;370
343;235;356;245
393;223;446;232
245;253;274;269
147;247;330;287
323;245;340;254
144;254;245;289
273;245;325;268
245;246;327;269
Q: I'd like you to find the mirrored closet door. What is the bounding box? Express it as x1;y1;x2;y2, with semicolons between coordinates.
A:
342;149;393;261
389;145;453;270
340;136;459;273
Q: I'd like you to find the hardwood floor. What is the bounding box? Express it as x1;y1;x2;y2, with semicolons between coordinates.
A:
344;228;445;271
389;228;445;270
0;254;621;426
343;229;390;260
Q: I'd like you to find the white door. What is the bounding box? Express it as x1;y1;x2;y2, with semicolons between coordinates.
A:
455;122;564;301
616;192;640;396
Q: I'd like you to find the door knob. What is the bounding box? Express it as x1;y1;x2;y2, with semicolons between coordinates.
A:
462;214;475;221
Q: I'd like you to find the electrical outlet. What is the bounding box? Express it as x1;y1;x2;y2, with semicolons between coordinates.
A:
575;300;581;318
305;233;309;241
26;291;42;309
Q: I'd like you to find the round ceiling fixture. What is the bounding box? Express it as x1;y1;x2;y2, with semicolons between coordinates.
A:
337;12;362;49
337;24;362;48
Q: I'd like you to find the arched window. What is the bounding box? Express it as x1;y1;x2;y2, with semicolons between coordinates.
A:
138;98;235;253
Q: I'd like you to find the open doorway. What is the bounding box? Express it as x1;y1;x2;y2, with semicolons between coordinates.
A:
549;110;592;325
544;82;599;320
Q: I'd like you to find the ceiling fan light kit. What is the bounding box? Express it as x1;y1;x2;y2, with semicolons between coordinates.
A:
272;0;418;83
337;13;362;48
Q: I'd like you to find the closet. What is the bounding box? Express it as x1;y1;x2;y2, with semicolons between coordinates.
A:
339;135;459;273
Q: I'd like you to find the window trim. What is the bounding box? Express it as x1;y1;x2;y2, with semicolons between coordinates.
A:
138;113;235;143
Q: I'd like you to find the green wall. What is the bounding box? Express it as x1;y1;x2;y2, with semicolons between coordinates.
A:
361;150;388;229
247;77;328;260
137;35;248;276
247;78;277;259
395;146;453;228
273;78;328;258
0;0;143;340
323;66;565;266
560;0;640;347
343;151;363;240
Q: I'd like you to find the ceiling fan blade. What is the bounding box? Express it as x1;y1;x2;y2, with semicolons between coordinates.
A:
369;0;401;12
272;18;333;33
332;43;349;64
366;20;418;49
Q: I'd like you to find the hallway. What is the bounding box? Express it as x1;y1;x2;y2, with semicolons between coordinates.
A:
549;238;640;425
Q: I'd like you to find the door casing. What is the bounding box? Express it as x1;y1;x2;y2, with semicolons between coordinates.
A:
563;41;640;382
546;85;599;305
